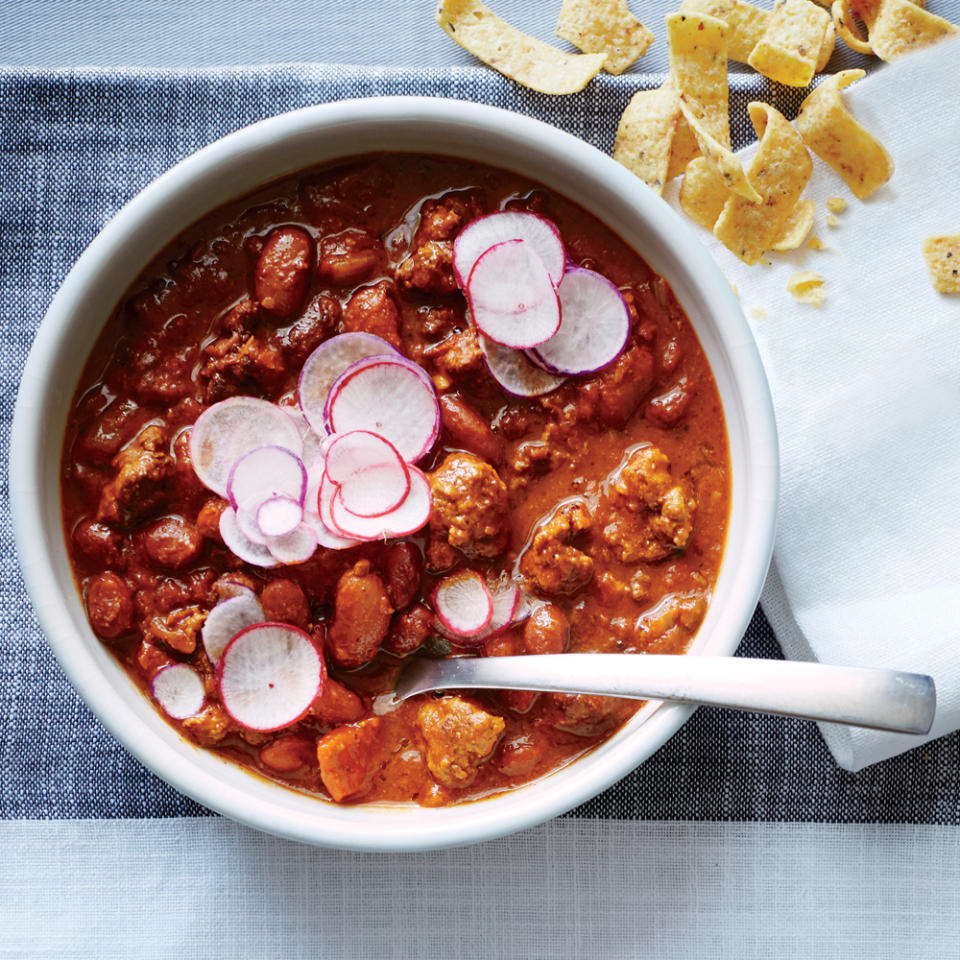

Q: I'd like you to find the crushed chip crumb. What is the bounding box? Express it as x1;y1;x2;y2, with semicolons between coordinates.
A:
787;270;826;306
749;306;769;320
826;196;847;214
808;235;833;251
922;234;960;294
826;214;841;228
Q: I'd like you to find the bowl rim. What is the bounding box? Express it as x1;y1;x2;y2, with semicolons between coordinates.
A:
10;95;778;851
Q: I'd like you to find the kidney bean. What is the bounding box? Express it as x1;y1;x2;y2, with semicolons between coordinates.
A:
645;376;694;428
260;578;310;629
382;541;422;610
143;516;203;570
439;394;501;464
597;343;656;428
660;336;684;375
327;560;393;669
72;519;123;567
382;604;433;656
254;226;313;319
522;603;570;655
86;572;134;639
318;228;382;286
311;676;366;727
496;734;546;778
77;397;142;460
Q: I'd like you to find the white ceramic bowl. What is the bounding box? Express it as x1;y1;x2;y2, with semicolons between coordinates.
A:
10;97;778;851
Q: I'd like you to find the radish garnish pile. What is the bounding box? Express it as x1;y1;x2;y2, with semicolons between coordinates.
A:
189;332;439;567
453;211;632;396
432;571;527;646
217;622;325;732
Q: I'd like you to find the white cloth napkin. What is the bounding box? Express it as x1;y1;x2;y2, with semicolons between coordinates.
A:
666;39;960;771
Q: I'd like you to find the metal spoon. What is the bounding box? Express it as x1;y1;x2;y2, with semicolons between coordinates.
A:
395;654;936;734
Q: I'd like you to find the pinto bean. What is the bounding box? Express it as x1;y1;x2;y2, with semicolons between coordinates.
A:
327;560;393;668
439;394;501;464
310;676;366;726
522;603;570;655
86;572;134;639
382;604;433;656
645;376;694;428
143;516;203;570
496;735;546;778
382;541;422;610
255;226;313;319
72;519;123;567
260;578;310;629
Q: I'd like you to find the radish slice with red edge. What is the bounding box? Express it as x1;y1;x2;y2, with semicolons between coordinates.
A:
328;466;432;540
217;622;324;732
256;496;303;538
324;355;440;463
298;332;400;435
151;663;205;719
265;523;317;565
467;240;562;349
453;211;565;288
530;266;631;375
478;333;566;397
189;397;303;497
219;506;280;568
301;508;361;550
227;445;306;512
432;570;495;638
202;592;265;664
324;430;410;518
436;576;522;644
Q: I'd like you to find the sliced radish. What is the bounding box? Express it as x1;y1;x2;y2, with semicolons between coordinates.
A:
151;663;205;719
531;266;631;375
256;496;303;538
189;397;303;497
467;240;561;349
302;508;362;550
432;570;494;638
202;592;266;664
219;506;280;568
325;430;410;518
478;333;567;397
324;355;440;463
226;445;306;512
298;332;400;435
217;622;324;732
265;523;317;565
329;466;432;540
453;211;565;288
285;406;330;469
236;499;270;546
436;575;523;645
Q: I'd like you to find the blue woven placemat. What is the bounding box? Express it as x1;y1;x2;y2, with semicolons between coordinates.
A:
2;63;956;823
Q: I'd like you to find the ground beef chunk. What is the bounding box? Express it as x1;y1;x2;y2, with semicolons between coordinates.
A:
395;240;457;295
520;500;594;596
327;560;393;669
423;328;484;380
415;193;483;244
416;696;504;788
599;446;697;563
183;704;233;746
427;452;509;569
142;604;206;655
341;281;402;349
316;717;383;802
198;300;261;403
539;692;634;737
97;424;173;525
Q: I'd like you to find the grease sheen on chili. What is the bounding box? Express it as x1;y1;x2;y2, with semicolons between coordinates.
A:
61;154;730;806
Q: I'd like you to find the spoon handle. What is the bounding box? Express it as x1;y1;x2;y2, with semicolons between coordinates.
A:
395;654;936;734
